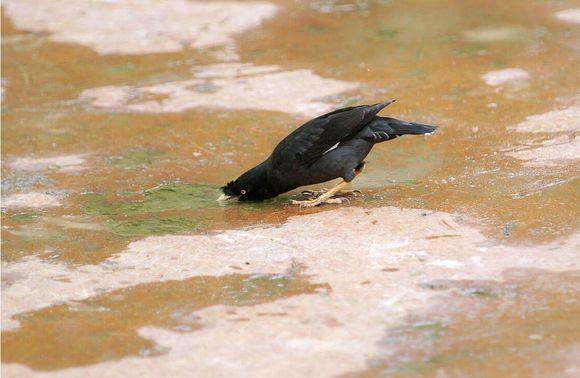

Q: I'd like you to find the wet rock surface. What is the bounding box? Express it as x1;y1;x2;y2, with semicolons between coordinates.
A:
349;269;580;377
2;0;580;376
2;207;579;376
555;8;580;24
2;192;62;210
3;270;326;371
9;155;88;173
2;0;278;55
506;97;580;167
481;68;530;88
80;63;359;116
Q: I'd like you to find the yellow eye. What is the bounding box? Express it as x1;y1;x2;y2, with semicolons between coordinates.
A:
241;190;247;195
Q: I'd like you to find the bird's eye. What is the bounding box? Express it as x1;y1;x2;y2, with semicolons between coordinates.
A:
241;190;247;195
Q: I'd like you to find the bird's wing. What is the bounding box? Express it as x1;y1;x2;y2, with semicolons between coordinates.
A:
271;102;391;168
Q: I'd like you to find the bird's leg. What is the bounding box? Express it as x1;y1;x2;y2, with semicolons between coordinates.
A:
299;161;366;199
354;161;366;175
291;181;350;207
291;162;365;207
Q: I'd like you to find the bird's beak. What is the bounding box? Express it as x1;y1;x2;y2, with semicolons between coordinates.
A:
217;193;234;202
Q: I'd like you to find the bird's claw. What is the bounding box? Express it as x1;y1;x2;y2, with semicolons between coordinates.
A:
300;189;361;199
292;188;361;207
290;199;319;207
290;196;350;207
324;197;351;205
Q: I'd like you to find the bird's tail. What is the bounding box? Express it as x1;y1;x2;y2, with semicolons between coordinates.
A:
366;117;437;143
372;117;437;135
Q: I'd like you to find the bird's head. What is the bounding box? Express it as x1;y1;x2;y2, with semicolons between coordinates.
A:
217;162;272;202
218;179;249;201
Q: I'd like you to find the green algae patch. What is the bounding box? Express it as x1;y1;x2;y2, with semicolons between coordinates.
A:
9;213;38;222
108;62;137;74
106;217;199;236
79;183;294;236
80;183;221;236
412;321;448;340
375;28;398;39
108;150;161;170
82;183;220;216
1;273;327;371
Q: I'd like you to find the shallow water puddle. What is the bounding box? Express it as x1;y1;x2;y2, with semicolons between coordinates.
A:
2;211;128;263
82;184;221;216
2;0;579;253
80;183;297;236
2;0;580;375
2;270;327;370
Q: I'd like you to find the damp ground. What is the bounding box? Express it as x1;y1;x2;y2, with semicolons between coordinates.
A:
1;0;579;376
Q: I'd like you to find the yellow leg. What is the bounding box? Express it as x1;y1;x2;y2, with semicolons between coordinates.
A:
291;180;350;207
291;162;366;207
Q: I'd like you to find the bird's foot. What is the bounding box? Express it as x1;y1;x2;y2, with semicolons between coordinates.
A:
300;189;362;199
291;188;361;207
290;180;352;207
290;196;350;208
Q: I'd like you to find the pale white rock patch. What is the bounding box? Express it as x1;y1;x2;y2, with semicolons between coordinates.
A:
481;68;530;87
1;192;61;210
508;98;580;166
462;26;526;42
2;207;578;377
555;8;580;24
510;103;580;133
210;44;241;62
310;1;383;13
9;154;88;172
428;259;465;269
1;78;6;102
3;0;278;55
191;63;280;79
81;86;134;109
507;135;580;167
80;64;359;116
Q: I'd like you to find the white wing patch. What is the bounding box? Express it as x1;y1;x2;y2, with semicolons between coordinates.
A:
323;142;340;155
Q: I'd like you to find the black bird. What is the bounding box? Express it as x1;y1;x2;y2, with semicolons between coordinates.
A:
218;100;437;207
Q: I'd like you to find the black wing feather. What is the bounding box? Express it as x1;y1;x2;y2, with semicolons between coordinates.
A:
271;102;391;168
